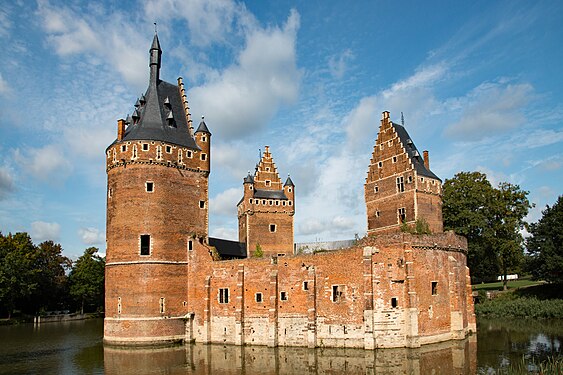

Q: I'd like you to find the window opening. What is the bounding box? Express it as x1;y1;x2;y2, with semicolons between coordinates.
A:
288;187;292;193
146;181;154;192
165;146;172;153
391;297;398;308
255;293;263;303
140;235;150;255
108;188;112;198
201;153;207;161
132;145;137;159
332;285;344;302
376;210;380;218
201;135;207;142
156;146;162;160
159;297;165;313
142;143;149;151
187;150;193;158
378;161;382;168
121;145;127;152
280;291;288;301
392;156;397;163
397;176;405;192
289;201;293;206
117;297;122;314
408;175;413;183
303;281;309;291
432;281;438;295
188;240;193;251
374;185;379;193
199;200;205;209
219;288;229;304
265;180;271;187
398;208;406;223
178;150;183;163
270;224;276;232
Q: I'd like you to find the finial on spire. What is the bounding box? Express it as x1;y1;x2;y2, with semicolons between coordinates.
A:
401;112;405;126
154;22;157;34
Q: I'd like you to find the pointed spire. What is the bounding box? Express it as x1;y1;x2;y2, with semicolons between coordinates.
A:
149;33;162;84
163;96;171;107
134;98;141;107
132;108;140;123
284;174;295;187
244;171;254;184
195;115;211;134
139;94;146;105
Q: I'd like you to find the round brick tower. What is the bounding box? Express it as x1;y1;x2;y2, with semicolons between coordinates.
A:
104;34;210;345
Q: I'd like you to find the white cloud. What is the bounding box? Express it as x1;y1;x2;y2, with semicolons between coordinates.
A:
0;7;12;37
0;166;15;200
14;144;72;182
445;82;533;140
143;0;254;47
212;142;256;179
78;227;105;245
210;188;241;216
189;10;302;138
328;49;354;79
210;227;238;241
31;221;61;242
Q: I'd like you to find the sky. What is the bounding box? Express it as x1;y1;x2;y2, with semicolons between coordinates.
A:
0;0;562;259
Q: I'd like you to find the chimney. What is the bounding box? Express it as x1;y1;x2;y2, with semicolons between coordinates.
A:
423;150;429;170
382;111;390;120
117;119;126;141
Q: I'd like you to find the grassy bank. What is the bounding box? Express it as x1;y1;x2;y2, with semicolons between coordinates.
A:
474;282;563;319
490;356;563;375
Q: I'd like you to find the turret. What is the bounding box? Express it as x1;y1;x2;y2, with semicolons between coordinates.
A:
195;116;211;172
149;33;162;84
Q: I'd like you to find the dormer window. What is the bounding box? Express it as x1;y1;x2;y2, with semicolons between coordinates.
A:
265;180;271;187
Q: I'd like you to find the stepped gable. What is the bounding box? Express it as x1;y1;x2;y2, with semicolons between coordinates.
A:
113;34;200;150
251;146;288;200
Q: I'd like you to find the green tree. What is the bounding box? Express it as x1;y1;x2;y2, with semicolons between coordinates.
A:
526;196;563;283
252;243;263;258
31;241;72;313
443;172;531;286
69;247;105;314
0;232;39;318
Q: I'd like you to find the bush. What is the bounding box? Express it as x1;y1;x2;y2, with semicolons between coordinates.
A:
475;296;563;319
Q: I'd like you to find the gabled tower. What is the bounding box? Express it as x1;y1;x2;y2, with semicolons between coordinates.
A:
365;111;443;235
237;146;295;257
104;34;211;345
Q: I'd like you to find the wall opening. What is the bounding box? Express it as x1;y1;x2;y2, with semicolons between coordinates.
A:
146;181;154;192
280;291;288;301
159;297;165;313
332;285;345;302
188;239;193;251
391;297;398;308
219;288;229;304
432;281;438;295
303;281;309;291
255;293;263;303
140;235;150;255
269;224;276;232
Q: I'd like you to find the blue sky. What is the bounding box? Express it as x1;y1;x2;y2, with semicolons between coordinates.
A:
1;0;562;259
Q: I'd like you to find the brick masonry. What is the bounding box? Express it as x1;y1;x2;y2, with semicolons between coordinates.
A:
104;45;475;348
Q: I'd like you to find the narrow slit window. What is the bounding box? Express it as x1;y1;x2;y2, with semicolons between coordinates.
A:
146;181;154;192
140;235;150;255
121;145;127;152
142;143;149;151
392;156;397;163
199;200;205;209
219;288;229;304
374;185;379;193
201;153;207;161
269;224;276;232
280;291;288;301
375;210;380;218
132;145;138;159
255;293;263;303
391;297;398;308
187;150;193;158
188;239;193;251
156;146;162;159
378;161;382;168
117;297;122;314
303;281;309;291
159;297;165;313
432;281;438;295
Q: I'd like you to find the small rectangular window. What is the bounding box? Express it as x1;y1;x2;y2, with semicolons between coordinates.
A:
121;145;127;152
432;281;438;295
140;235;150;255
376;210;380;218
374;185;379;193
332;285;345;302
255;293;263;303
262;200;266;205
108;188;112;198
146;181;154;192
219;288;229;304
398;207;406;223
165;146;172;153
199;200;205;209
280;291;288;301
391;297;398;308
201;153;207;161
378;161;382;168
396;176;405;192
201;135;207;142
288;201;293;206
269;224;276;232
188;240;193;251
303;281;309;291
142;143;149;151
117;297;122;314
275;200;279;206
392;156;397;163
159;297;165;313
265;180;271;187
408;175;413;183
187;150;193;158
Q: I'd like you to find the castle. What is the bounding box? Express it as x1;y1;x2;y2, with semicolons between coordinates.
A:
104;35;475;348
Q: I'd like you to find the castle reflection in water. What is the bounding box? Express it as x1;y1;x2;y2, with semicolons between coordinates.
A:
104;336;477;375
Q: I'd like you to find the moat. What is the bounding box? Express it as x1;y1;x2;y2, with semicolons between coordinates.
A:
0;318;561;374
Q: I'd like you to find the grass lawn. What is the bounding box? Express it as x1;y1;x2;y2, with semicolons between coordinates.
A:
472;278;543;291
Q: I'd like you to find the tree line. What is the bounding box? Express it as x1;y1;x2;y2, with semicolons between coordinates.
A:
443;171;562;287
0;233;104;319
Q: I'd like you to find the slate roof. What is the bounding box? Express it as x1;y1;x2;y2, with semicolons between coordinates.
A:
209;237;247;259
284;175;294;187
253;189;288;200
391;122;441;181
196;118;211;134
110;35;201;150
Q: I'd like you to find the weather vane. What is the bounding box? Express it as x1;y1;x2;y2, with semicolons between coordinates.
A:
154;22;157;34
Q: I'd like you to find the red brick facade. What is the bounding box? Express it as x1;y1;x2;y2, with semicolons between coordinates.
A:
365;111;443;235
237;146;295;257
104;37;475;348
